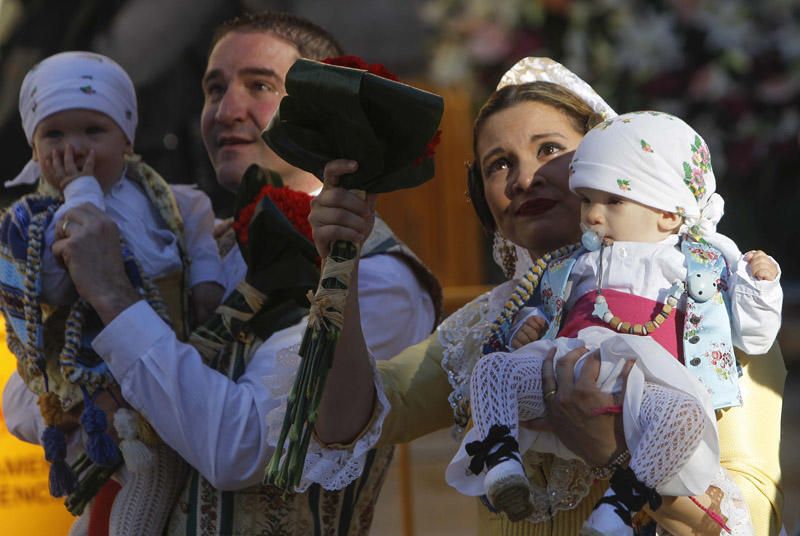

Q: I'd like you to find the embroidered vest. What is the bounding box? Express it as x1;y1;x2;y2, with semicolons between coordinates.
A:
536;239;740;410
168;216;441;536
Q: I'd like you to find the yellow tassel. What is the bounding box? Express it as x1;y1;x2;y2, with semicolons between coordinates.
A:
38;392;63;427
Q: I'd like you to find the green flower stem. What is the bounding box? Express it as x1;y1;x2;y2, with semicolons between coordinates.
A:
265;239;358;489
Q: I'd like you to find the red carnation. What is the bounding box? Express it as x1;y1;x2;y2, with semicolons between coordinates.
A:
233;185;313;247
414;129;442;166
321;55;399;81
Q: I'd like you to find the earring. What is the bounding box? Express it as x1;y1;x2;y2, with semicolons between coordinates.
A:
493;233;518;279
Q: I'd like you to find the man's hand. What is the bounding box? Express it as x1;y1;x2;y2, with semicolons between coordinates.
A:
213;218;233;240
510;315;547;349
190;281;225;327
52;203;141;324
40;145;95;191
745;250;778;281
309;160;377;258
522;347;633;467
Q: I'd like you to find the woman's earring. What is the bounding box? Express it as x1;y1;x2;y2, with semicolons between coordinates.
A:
493;233;518;279
502;241;518;279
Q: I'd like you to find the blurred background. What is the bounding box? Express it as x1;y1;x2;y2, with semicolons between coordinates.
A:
0;0;797;533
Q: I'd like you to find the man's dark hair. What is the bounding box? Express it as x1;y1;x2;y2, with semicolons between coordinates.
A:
210;11;344;60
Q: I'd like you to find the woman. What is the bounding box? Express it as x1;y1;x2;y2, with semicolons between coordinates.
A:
282;58;785;534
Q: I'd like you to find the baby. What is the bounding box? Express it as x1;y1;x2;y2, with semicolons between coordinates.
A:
0;52;224;534
446;111;781;535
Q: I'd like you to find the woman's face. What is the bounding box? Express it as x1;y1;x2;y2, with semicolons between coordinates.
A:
477;101;584;257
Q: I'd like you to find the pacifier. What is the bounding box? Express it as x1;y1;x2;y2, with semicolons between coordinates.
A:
580;224;606;252
686;271;717;303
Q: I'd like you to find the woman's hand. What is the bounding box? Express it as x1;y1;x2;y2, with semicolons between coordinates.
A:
522;347;632;467
309;159;377;258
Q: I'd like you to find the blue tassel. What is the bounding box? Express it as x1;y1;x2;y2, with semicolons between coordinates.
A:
80;387;120;467
42;426;77;497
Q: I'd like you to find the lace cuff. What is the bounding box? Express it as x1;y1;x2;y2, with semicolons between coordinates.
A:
655;467;753;536
711;467;753;535
265;343;391;491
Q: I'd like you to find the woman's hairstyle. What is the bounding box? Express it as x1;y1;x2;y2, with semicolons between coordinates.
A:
467;81;603;233
209;11;344;61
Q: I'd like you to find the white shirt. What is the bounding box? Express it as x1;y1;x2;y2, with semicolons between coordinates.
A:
41;174;224;305
3;246;434;490
511;236;782;355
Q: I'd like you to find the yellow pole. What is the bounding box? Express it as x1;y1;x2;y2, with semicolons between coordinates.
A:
398;442;414;536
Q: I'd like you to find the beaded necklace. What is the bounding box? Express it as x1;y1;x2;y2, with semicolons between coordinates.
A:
590;240;685;336
482;243;580;354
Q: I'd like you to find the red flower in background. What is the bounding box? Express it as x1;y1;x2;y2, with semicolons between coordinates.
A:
233;185;313;247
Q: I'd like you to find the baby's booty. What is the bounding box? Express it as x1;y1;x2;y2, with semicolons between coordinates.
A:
466;424;533;522
583;487;635;535
584;466;662;535
485;458;532;522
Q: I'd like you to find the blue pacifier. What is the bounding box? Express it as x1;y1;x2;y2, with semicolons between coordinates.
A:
580;224;605;252
686;271;717;302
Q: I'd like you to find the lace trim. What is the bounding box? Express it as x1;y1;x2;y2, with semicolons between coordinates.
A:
713;467;753;535
524;452;596;523
264;343;390;491
654;467;752;535
439;280;518;434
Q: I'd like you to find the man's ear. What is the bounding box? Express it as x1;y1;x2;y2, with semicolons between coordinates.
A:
658;211;682;233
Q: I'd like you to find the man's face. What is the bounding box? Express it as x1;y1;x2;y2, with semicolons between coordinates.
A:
201;31;300;192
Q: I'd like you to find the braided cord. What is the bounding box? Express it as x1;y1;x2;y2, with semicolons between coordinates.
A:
22;206;56;379
482;243;580;354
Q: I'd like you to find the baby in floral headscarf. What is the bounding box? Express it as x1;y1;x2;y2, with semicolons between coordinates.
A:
0;51;225;534
447;111;781;535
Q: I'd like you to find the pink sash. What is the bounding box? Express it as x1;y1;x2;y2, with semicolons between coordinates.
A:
559;289;684;362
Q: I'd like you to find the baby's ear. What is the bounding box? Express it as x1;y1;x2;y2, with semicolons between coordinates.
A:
31;143;39;162
658;211;682;233
124;141;133;155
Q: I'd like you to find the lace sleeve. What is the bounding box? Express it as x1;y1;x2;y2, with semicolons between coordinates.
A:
264;343;391;491
440;280;517;433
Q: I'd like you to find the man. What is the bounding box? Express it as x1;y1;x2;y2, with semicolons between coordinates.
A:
3;11;439;535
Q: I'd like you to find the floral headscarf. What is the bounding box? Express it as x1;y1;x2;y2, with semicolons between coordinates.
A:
570;111;741;264
6;51;138;188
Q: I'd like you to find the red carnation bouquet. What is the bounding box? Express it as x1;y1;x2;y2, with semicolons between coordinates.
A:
264;56;444;490
321;55;399;81
321;55;441;167
233;184;313;248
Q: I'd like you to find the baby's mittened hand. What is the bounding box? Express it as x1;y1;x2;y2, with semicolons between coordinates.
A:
41;144;95;190
511;315;547;349
190;281;225;327
745;250;779;281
